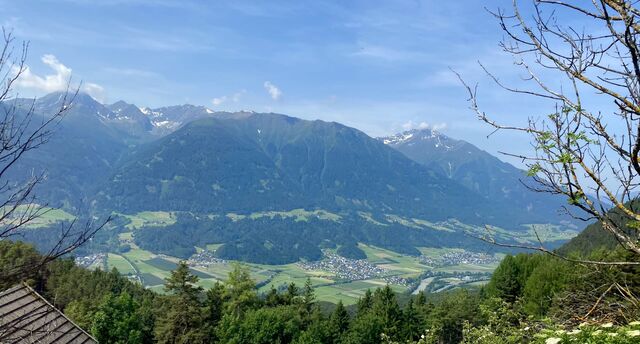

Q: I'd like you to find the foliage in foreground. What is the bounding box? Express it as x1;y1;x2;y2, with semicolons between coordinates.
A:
2;240;640;343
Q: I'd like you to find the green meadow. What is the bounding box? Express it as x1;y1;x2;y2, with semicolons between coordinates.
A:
101;239;502;304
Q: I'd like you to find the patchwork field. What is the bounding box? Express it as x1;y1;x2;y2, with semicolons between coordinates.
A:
80;211;566;304
97;239;504;304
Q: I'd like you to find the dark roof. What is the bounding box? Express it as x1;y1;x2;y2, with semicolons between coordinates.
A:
0;283;97;344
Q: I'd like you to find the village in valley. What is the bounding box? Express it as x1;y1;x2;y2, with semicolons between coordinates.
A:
75;242;500;303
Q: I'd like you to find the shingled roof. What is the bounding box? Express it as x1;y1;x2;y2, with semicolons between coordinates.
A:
0;283;97;343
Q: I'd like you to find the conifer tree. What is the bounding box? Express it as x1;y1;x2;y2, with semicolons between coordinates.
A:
155;261;206;344
223;263;258;317
402;298;421;341
328;300;350;343
372;285;402;339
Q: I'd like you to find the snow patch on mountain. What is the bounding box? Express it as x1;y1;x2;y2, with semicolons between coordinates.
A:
381;129;451;149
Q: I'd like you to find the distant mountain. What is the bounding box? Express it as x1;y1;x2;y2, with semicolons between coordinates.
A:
105;100;154;141
96;113;560;263
96;113;502;225
6;92;581;264
7;92;128;209
379;128;576;226
139;104;217;134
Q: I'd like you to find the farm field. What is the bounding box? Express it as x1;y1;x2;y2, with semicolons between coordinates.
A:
118;211;177;229
1;205;76;228
91;214;509;304
98;239;503;304
91;212;575;303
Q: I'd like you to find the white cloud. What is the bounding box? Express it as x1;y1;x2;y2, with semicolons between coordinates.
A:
212;96;227;106
432;122;447;131
82;82;106;102
351;43;429;62
232;90;245;102
14;54;71;93
401;120;447;132
103;67;160;78
401;121;413;130
13;54;106;101
211;90;246;107
263;81;282;100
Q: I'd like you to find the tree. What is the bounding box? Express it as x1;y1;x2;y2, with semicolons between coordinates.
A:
264;285;283;307
300;278;316;321
328;300;350;343
356;289;373;314
522;257;570;316
205;281;225;326
486;255;522;303
458;0;640;265
344;311;384;344
216;305;303;344
223;263;258;317
163;260;202;299
155;261;206;344
0;27;107;285
371;285;402;339
91;292;153;344
0;240;40;290
285;282;300;305
402;298;422;341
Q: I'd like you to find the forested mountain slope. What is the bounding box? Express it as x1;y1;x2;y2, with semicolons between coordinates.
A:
380;129;577;227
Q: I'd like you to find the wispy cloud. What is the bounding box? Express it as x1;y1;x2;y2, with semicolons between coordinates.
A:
211;96;226;106
263;81;282;100
13;54;106;101
81;82;106;102
350;42;430;62
102;67;161;78
54;0;202;9
211;90;246;106
8;17;215;53
401;120;447;132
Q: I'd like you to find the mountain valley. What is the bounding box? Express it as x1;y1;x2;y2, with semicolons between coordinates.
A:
4;92;583;300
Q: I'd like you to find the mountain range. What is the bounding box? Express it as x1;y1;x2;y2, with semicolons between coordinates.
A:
378;129;572;226
8;92;580;263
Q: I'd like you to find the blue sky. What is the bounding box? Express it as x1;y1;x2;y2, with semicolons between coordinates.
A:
0;0;580;163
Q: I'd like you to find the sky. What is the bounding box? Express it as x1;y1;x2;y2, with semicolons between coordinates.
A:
0;0;595;165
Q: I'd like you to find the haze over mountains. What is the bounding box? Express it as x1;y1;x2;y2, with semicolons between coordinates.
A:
379;129;571;225
9;92;578;263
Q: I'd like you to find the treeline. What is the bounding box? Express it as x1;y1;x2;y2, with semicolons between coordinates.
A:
3;239;639;343
1;240;482;343
488;248;640;321
460;247;640;343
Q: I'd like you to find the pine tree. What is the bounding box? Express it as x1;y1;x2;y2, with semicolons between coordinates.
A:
164;260;202;298
285;282;299;305
300;278;316;321
372;285;402;339
154;261;206;344
224;263;258;317
265;285;282;307
328;300;350;343
487;255;521;303
356;289;373;314
204;281;225;341
402;298;421;341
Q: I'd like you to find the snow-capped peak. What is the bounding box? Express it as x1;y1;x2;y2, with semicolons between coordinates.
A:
382;132;414;145
379;128;453;150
